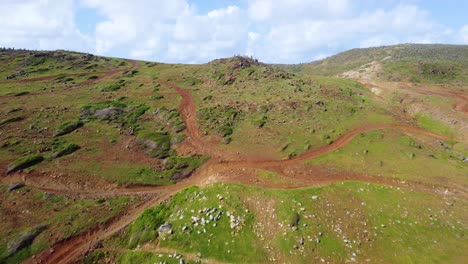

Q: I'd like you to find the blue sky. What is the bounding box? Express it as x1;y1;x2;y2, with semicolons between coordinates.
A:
0;0;467;63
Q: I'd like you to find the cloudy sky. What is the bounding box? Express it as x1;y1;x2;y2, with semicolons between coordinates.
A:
1;0;467;63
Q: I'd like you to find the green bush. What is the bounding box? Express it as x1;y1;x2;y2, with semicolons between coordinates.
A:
101;82;124;92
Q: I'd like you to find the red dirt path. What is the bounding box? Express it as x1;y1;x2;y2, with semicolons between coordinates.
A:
7;70;463;264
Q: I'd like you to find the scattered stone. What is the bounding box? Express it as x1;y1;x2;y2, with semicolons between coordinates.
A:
299;237;304;245
158;223;173;235
311;195;318;200
7;155;44;174
7;225;47;257
170;169;195;181
7;182;25;192
43;192;56;200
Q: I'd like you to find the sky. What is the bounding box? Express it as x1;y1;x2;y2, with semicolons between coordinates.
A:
1;0;467;64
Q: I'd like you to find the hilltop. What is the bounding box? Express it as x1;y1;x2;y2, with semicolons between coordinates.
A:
283;44;468;84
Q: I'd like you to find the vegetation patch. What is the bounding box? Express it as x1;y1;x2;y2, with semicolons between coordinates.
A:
102;81;125;92
306;130;466;186
105;182;468;263
198;106;241;138
415;113;454;137
137;131;172;159
154;107;186;133
81;99;149;128
121;203;171;248
184;77;204;86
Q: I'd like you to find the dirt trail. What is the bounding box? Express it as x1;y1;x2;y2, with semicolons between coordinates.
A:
397;82;468;114
23;76;464;263
26;191;174;264
157;81;217;156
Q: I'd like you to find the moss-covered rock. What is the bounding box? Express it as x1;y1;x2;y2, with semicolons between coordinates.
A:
7;155;44;174
0;116;24;126
51;143;80;159
6;225;47;258
54;120;83;137
138;132;171;159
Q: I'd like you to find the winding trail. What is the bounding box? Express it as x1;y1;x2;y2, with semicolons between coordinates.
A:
14;73;464;263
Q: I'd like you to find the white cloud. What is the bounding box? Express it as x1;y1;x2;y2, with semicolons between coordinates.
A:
247;4;453;62
0;0;91;51
247;0;352;22
79;0;246;62
459;25;468;44
0;1;466;63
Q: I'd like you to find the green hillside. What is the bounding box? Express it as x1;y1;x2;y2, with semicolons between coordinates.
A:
0;46;466;264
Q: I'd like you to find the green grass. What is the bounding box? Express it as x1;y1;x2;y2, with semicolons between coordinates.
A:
415;113;454;137
110;185;267;263
106;182;467;263
102;82;125;92
306;130;467;186
67;154;208;186
282;44;468;85
0;184;132;263
137;131;172;158
117;251;198;264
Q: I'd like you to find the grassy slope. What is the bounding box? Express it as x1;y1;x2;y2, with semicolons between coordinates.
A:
0;53;204;186
0;184;132;263
151;57;395;158
0;48;466;264
306;130;467;187
282;44;468;85
102;182;467;264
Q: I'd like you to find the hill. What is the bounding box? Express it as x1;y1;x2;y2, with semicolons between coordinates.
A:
0;47;466;263
283;44;468;85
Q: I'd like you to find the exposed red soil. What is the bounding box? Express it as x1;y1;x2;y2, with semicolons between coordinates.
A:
5;71;463;263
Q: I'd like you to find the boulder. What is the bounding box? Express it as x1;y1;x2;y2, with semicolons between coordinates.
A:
7;155;44;174
7;182;25;192
170;169;195;181
7;225;47;257
158;223;172;235
54;120;83;137
94;107;123;120
51;144;80;159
